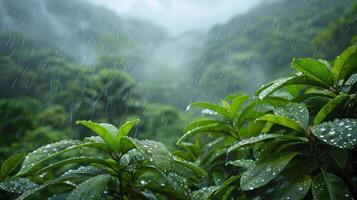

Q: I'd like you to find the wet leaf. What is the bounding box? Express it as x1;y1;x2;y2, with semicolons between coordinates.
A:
67;174;111;200
240;152;298;191
76;121;116;149
292;58;334;86
333;45;357;82
227;134;284;153
274;102;309;129
257;114;305;132
279;173;311;200
312;170;352;200
191;186;219;200
0;178;37;194
191;102;229;118
311;118;357;149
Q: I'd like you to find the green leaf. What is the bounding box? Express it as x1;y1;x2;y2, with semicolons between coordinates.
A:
34;157;110;175
256;75;328;99
191;102;229;118
177;123;234;145
0;178;37;194
330;148;348;169
312;170;352;200
226;159;255;169
67;174;111;200
333;45;357;82
227;134;284;153
279;173;312;200
240;152;298;191
173;157;207;178
191;186;219;200
17;140;100;176
274;102;309;129
1;153;26;179
229;94;249;117
311;118;357;149
76;121;116;149
292;58;334;86
183;119;230;133
314;94;349;125
257;114;305;132
115;118;140;150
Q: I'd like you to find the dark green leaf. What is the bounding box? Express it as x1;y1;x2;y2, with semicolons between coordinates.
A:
240;152;298;191
279;173;311;200
311;118;357;149
67;174;111;200
274;102;309;129
227;134;284;153
0;178;37;194
312;170;352;200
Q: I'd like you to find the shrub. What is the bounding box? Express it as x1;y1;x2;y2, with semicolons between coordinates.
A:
1;46;356;199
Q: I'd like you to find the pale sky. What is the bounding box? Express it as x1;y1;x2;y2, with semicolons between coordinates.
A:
90;0;262;35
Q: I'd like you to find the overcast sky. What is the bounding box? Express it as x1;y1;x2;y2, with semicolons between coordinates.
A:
90;0;262;35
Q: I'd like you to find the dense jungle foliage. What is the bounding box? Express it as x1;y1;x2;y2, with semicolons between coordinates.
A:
0;0;357;199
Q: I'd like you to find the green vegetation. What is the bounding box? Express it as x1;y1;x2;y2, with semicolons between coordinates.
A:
1;45;356;199
1;0;357;199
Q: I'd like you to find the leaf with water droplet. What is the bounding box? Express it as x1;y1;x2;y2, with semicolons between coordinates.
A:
332;45;357;83
279;173;311;200
292;58;334;86
311;118;357;149
228;133;284;153
274;102;309;129
67;174;111;200
191;102;230;118
257;114;305;132
312;170;352;200
76;120;116;150
256;75;328;99
0;178;37;194
191;186;219;200
226;159;256;169
240;152;298;191
17;140;101;176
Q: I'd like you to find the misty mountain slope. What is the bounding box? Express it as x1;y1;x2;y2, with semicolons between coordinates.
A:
194;0;356;99
0;0;168;65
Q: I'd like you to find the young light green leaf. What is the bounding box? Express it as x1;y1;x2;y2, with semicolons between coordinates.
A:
333;45;357;82
292;58;334;86
191;102;229;118
240;152;298;191
314;94;349;125
177;123;234;145
67;174;111;200
229;94;249;117
227;134;284;153
1;153;26;179
115;118;140;149
257;114;305;132
312;170;352;200
76;120;116;149
274;102;309;129
279;173;312;200
311;118;357;149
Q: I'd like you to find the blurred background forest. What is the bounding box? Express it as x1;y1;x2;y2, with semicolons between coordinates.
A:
0;0;356;161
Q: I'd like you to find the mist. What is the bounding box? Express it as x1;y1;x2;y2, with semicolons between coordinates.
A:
90;0;262;35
